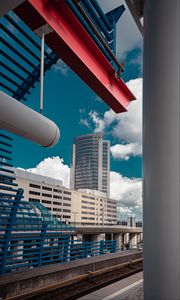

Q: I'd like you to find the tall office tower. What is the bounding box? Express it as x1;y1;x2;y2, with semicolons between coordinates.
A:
70;133;110;197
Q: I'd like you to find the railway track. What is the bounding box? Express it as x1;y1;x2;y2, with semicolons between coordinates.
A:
6;258;143;300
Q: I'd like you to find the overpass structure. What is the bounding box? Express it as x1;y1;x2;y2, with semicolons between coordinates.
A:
75;225;142;234
75;225;143;251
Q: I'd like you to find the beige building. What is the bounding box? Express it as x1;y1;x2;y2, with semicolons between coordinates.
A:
14;168;117;226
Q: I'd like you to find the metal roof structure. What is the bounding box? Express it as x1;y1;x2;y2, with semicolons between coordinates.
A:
0;11;59;102
13;0;136;113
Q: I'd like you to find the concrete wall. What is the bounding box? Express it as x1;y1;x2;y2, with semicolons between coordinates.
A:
0;251;142;298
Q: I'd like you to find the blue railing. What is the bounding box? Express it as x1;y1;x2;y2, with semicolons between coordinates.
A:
65;0;125;73
0;149;117;275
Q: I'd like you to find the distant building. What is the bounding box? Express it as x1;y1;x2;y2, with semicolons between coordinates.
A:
70;133;110;197
14;168;117;226
117;217;143;228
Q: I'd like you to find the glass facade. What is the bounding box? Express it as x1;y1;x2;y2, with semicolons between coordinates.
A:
70;133;110;196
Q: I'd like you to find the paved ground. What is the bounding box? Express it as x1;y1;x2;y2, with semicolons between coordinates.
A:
107;281;143;300
78;272;143;300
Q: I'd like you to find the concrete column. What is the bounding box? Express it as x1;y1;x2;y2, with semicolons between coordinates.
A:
137;233;141;244
143;1;180;299
11;240;23;260
74;234;83;241
93;233;105;242
113;233;122;250
124;233;129;245
129;234;137;249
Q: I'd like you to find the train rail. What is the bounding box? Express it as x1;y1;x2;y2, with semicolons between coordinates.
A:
6;258;143;300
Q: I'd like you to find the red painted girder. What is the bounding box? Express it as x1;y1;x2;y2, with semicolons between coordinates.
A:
15;0;136;113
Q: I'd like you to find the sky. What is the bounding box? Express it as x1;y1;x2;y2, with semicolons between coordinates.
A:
1;1;143;220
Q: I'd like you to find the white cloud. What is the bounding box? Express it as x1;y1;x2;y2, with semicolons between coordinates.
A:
79;118;91;128
89;78;142;142
111;142;142;160
110;171;142;219
23;156;142;220
52;59;69;75
112;78;142;143
86;78;142;160
27;156;70;188
89;111;105;133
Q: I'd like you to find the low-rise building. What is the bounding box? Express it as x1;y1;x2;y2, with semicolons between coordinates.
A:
14;169;117;226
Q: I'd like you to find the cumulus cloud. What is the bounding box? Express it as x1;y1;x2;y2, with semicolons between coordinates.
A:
111;78;142;143
52;59;69;75
110;143;142;160
23;156;142;220
110;171;142;219
85;78;142;160
88;78;142;142
79;118;91;128
27;156;70;188
89;111;105;132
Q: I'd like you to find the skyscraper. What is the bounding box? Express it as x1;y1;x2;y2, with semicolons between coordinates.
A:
70;133;110;196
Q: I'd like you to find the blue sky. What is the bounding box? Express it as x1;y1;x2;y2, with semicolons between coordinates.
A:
12;48;142;178
1;1;143;219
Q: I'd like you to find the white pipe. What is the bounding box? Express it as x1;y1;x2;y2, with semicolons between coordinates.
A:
0;90;60;147
40;30;44;113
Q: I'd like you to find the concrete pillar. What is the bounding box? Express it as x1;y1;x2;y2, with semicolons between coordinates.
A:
113;233;122;250
74;234;83;241
137;233;142;244
143;1;180;299
124;233;129;245
11;240;23;260
93;233;105;242
129;234;137;249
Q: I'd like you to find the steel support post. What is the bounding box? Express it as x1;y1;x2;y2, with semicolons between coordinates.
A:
1;189;23;273
143;0;180;299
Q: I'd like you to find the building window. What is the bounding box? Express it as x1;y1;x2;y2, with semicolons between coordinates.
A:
29;198;40;203
53;195;62;199
63;203;71;207
63;197;71;201
29;183;41;189
53;208;62;212
29;191;40;195
53;201;62;206
42;186;52;191
63;191;71;195
42;193;52;198
82;200;95;205
53;189;62;193
42;200;51;204
81;205;95;210
82;195;95;200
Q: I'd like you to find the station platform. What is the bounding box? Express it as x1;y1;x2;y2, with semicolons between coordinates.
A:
78;272;143;300
0;250;142;299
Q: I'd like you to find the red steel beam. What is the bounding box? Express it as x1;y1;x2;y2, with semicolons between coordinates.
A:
15;0;136;113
